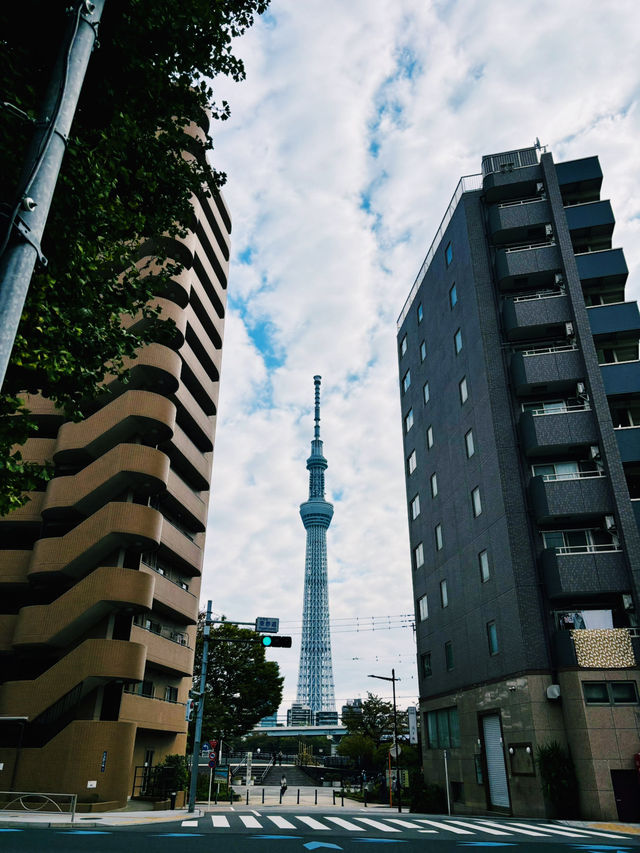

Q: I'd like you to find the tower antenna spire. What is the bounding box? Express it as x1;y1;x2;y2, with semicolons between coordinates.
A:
314;374;321;440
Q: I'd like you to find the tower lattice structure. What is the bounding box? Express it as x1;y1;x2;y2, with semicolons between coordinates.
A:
296;375;336;714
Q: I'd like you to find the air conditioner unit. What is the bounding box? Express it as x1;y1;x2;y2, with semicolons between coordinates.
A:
623;594;635;612
545;224;554;237
589;445;600;460
555;272;564;285
605;514;616;531
565;322;574;338
576;382;586;396
536;182;545;194
546;684;561;700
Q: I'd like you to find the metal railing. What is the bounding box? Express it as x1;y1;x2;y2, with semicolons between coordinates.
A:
539;470;605;482
521;342;578;357
554;544;621;555
498;195;545;208
397;173;483;328
530;403;591;416
512;288;565;303
0;791;77;822
481;146;539;177
504;239;554;253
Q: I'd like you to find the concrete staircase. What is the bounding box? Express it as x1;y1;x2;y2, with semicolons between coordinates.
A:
263;763;317;787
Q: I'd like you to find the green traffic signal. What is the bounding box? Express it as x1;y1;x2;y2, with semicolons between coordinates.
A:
261;635;292;648
262;636;272;646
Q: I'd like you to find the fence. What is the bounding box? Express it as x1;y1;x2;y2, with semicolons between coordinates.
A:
0;791;77;823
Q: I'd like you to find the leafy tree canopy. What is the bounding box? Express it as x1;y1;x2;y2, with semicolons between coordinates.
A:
0;0;268;513
342;693;408;746
190;617;283;748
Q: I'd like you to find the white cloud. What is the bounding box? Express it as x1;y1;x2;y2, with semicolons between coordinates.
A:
203;0;640;713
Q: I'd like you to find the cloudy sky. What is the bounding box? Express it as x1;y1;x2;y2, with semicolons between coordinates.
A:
201;0;640;716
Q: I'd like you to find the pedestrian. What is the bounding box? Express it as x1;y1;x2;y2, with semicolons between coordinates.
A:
278;750;283;766
280;774;287;799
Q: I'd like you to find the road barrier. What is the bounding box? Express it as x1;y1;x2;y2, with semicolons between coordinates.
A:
0;791;77;823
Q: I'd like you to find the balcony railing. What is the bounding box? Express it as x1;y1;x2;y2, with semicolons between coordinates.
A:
134;618;190;647
554;544;621;555
530;403;591;416
571;628;635;668
504;239;555;254
498;196;545;209
513;288;565;303
540;470;605;483
521;343;578;357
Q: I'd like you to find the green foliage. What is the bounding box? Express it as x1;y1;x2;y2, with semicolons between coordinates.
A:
536;740;580;818
190;617;284;748
155;753;189;791
0;0;269;514
342;693;408;745
408;779;447;814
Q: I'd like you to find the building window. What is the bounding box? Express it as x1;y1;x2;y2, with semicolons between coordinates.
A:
459;376;468;404
402;370;411;393
426;707;460;748
410;494;421;520
465;429;475;458
407;450;417;475
420;340;427;362
440;579;448;608
421;652;432;678
471;486;482;517
430;473;438;498
487;621;499;655
164;686;179;702
454;328;463;354
479;549;490;582
449;283;457;308
400;335;407;357
444;641;454;671
445;242;453;267
423;381;430;404
418;594;429;621
414;542;424;570
404;408;414;434
426;426;434;449
435;523;443;551
583;681;638;705
417;303;424;324
541;528;618;552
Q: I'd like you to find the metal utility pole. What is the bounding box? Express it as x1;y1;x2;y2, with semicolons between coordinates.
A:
187;599;212;813
368;669;402;813
0;0;106;390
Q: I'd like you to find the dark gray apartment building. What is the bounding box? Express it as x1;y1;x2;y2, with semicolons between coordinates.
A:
397;145;640;821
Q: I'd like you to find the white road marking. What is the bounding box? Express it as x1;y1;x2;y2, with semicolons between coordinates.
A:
323;816;367;831
472;821;549;837
509;822;591;838
385;818;424;829
239;815;262;828
210;816;230;828
355;818;400;832
267;816;296;829
538;824;628;839
296;816;330;830
181;820;199;827
448;820;510;835
416;820;474;834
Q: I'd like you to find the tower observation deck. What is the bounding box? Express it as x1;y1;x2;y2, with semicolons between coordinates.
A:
296;376;336;715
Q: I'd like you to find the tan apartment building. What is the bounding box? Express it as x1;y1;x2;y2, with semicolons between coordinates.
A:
0;138;230;807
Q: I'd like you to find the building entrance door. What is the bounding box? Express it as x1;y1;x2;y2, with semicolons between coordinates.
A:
611;770;640;821
482;714;510;810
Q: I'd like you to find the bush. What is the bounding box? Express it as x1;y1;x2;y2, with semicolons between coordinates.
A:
409;779;448;814
536;741;580;818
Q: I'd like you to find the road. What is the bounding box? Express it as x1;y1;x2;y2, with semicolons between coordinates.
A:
1;810;639;853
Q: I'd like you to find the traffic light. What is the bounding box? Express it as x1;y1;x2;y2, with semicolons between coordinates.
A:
185;698;195;721
261;635;292;648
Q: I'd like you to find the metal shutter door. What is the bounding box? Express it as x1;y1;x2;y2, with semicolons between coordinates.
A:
482;714;510;808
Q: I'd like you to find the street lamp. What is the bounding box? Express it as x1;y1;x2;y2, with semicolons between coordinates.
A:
368;669;402;813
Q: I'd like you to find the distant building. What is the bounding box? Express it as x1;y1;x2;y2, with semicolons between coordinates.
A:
287;703;313;726
397;144;640;821
259;712;278;728
340;697;363;723
314;711;338;726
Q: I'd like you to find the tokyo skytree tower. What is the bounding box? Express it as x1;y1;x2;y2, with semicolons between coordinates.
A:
296;375;336;715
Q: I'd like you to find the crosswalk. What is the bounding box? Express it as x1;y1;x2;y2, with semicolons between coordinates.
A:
181;813;632;839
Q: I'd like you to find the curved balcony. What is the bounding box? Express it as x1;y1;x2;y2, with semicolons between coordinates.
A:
0;638;146;719
553;628;635;669
179;341;218;416
136;255;191;309
503;291;571;341
119;691;187;733
43;444;169;521
0;551;31;586
130;624;193;677
174;383;214;453
529;471;612;523
55;390;176;465
159;519;203;576
28;502;163;580
0;616;17;652
14;438;56;466
193;192;230;262
495;242;561;290
519;406;598;456
121;297;187;349
1;492;44;524
139;562;198;625
541;546;628;599
511;345;583;395
111;343;182;396
166;469;207;531
489;198;550;244
12;566;154;649
161;423;211;492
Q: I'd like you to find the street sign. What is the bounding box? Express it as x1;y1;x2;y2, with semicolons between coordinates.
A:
408;706;418;745
389;743;402;758
209;752;216;762
255;617;279;633
209;739;218;750
208;759;216;768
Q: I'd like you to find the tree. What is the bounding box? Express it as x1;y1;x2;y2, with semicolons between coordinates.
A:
342;693;407;745
0;0;269;513
190;617;283;749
